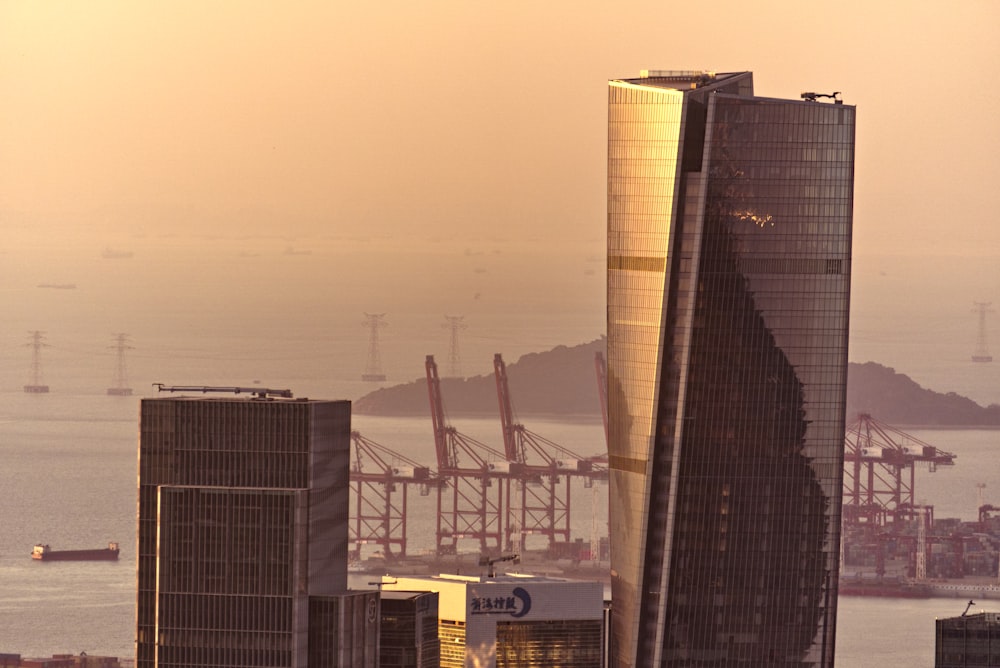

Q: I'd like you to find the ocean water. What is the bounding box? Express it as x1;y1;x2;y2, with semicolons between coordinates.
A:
0;387;608;658
1;383;998;665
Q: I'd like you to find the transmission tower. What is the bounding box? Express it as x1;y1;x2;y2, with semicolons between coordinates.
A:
108;333;134;396
24;331;50;393
972;302;994;363
442;315;467;378
361;313;388;382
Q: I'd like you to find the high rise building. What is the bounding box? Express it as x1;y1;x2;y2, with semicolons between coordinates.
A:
135;390;356;667
935;610;1000;667
607;71;855;666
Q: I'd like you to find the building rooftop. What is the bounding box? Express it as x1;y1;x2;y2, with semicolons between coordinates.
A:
396;572;580;585
613;70;749;91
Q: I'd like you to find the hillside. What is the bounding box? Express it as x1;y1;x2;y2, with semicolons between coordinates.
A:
355;338;1000;426
354;338;607;417
846;362;1000;426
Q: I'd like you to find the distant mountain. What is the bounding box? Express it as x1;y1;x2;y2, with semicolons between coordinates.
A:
355;338;1000;426
354;338;608;417
847;362;1000;426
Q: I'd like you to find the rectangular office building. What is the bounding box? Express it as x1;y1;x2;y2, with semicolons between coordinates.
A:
382;574;604;668
379;591;441;668
936;612;1000;667
607;71;855;666
136;393;352;667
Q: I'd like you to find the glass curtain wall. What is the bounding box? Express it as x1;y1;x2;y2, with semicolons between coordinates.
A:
608;73;854;667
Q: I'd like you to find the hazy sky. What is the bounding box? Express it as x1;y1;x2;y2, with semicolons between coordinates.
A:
2;1;999;393
4;1;998;249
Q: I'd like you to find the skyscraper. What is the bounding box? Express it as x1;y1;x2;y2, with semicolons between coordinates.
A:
135;389;356;667
607;71;855;666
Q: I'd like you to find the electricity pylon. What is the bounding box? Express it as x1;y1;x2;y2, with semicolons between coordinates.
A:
362;313;388;381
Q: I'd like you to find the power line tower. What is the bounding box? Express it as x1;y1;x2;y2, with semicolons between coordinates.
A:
972;302;994;362
24;330;50;393
361;313;388;382
108;333;134;396
442;315;467;378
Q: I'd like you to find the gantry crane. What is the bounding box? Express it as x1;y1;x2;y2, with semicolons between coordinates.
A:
841;415;957;578
843;413;956;528
349;431;444;560
426;354;513;555
494;353;608;554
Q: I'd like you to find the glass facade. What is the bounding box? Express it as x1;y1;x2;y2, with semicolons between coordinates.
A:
438;620;467;668
936;612;1000;667
136;397;351;668
608;71;854;667
379;591;441;668
307;592;380;667
496;619;603;667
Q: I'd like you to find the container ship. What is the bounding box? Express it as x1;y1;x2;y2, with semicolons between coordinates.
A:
31;542;120;561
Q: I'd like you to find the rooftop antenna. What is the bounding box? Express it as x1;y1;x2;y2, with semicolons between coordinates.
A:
972;302;994;362
442;315;467;378
24;330;50;393
361;313;388;382
963;600;976;616
107;333;134;396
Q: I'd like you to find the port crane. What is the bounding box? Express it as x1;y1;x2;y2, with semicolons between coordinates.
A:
426;355;512;555
494;353;608;554
349;431;444;560
842;413;956;527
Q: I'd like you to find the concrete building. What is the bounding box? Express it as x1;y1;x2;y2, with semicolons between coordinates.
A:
607;70;855;666
381;573;604;668
135;391;357;667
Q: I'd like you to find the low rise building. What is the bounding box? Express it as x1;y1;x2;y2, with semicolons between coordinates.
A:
379;590;440;668
381;573;603;668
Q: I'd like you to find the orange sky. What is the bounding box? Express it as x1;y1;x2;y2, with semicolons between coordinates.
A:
3;1;997;252
1;1;999;387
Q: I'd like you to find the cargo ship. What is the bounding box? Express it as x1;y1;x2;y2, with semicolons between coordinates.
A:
32;542;120;561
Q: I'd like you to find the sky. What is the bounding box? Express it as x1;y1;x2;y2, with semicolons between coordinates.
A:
1;0;999;397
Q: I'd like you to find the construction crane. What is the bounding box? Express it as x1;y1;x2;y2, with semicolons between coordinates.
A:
349;431;444;560
426;355;512;555
479;553;520;578
494;353;608;554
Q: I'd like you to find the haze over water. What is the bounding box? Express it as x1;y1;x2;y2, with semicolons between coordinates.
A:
2;2;999;666
2;1;999;405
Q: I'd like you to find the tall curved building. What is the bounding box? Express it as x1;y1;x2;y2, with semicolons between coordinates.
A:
607;71;855;667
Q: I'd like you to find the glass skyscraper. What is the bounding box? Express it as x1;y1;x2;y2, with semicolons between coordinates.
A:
135;394;356;667
607;71;855;666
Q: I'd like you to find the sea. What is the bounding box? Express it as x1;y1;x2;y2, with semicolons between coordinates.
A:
0;383;998;666
1;245;999;665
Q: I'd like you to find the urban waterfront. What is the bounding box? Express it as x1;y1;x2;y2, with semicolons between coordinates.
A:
0;386;997;664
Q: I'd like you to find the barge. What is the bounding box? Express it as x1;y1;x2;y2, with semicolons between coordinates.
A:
32;542;120;561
